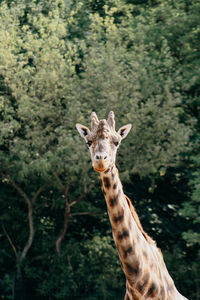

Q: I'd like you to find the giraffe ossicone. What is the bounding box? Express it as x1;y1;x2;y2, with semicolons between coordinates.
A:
76;111;188;300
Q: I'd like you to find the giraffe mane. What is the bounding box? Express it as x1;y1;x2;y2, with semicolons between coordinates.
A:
125;195;155;245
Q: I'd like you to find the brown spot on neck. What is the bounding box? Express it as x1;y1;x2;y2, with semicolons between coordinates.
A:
125;261;140;277
103;177;111;189
104;168;110;174
113;182;117;189
145;282;158;298
136;273;149;293
111;172;115;180
123;246;134;258
113;210;124;223
108;190;121;207
109;195;119;207
118;229;129;240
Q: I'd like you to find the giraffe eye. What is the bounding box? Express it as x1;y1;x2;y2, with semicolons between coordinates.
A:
114;141;119;147
86;141;92;147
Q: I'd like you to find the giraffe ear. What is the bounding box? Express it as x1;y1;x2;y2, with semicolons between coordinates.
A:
76;124;90;138
118;124;132;140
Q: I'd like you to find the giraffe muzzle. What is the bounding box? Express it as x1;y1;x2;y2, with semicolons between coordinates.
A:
93;160;109;173
93;166;107;173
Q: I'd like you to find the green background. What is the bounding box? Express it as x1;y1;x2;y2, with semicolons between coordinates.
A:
0;0;200;299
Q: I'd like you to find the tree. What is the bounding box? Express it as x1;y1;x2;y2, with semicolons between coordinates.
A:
180;156;200;299
0;1;97;297
75;1;191;176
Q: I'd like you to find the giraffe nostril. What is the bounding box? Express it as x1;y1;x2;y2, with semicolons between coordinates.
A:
95;154;108;161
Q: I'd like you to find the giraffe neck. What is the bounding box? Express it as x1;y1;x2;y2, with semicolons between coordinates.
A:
101;166;151;289
100;165;182;300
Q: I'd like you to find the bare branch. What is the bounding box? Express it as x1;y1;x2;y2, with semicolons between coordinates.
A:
69;182;95;207
8;180;34;264
64;181;70;198
32;184;48;205
55;179;70;256
69;194;85;207
70;211;103;217
3;177;48;276
9;179;31;207
54;177;96;255
2;224;18;259
56;198;70;256
19;201;34;263
50;172;71;256
52;170;65;192
20;184;48;261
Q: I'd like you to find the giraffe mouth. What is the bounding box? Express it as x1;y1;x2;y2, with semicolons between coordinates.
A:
94;167;107;173
93;161;109;173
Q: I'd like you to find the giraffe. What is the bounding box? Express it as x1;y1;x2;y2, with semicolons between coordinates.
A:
76;111;188;300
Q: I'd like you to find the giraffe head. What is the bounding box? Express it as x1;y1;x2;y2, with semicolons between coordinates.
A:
76;111;132;173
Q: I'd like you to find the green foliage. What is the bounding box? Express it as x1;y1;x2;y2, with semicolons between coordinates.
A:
0;0;78;179
0;0;199;299
75;1;192;176
0;274;13;299
22;233;124;299
180;156;200;297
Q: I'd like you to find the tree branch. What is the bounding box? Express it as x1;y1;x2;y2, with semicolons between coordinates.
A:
70;211;103;217
8;179;47;265
56;192;70;256
54;176;96;255
19;200;34;263
32;185;48;205
2;224;18;259
69;194;85;207
9;179;31;207
55;178;70;256
7;179;34;263
69;182;95;208
52;170;65;192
